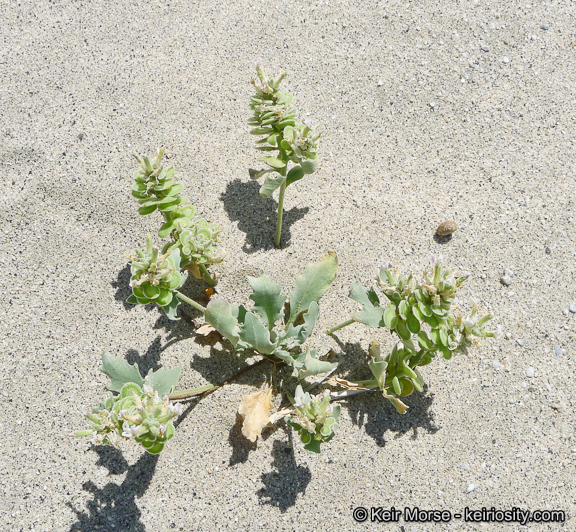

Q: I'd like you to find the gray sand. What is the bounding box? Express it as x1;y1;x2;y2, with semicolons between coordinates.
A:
1;1;575;530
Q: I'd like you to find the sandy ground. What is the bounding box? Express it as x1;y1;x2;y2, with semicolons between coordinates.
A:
1;0;575;530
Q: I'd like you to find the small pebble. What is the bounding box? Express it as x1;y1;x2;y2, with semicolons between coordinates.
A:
502;56;510;63
504;332;511;340
467;484;479;493
545;382;552;392
545;247;551;254
492;361;501;370
404;248;412;255
436;220;458;236
480;44;490;52
500;275;513;286
569;305;576;313
515;338;524;346
555;347;564;356
525;367;535;378
541;24;549;30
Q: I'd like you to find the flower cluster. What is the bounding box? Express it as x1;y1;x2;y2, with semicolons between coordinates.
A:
127;234;187;310
286;385;341;453
131;148;222;285
75;381;183;455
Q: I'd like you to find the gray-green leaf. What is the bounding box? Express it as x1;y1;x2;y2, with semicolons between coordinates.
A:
205;300;240;346
248;275;286;330
146;367;181;397
287;251;338;325
101;352;144;393
259;175;286;198
239;312;276;355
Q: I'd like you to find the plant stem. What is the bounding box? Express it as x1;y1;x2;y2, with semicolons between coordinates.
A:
169;358;271;402
169;384;216;401
275;179;287;248
325;318;355;335
175;291;206;314
329;387;379;402
199;264;216;287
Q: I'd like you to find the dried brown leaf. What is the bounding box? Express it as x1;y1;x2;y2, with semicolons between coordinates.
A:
196;323;216;336
328;377;369;390
238;388;273;442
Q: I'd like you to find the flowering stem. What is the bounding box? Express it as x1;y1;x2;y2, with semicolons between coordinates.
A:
174;291;206;314
169;384;216;401
275;179;287;248
199;264;216;287
325;319;355;335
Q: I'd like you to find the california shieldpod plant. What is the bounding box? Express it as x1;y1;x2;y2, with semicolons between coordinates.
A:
248;62;321;247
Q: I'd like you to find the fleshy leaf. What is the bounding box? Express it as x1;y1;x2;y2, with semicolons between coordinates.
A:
205;300;240;346
287;251;338;325
161;297;181;321
286;165;305;187
259;174;285;198
238;388;273;442
239;312;276;355
146;367;181;397
296;349;337;378
248;275;286;330
101;352;144;393
259;156;286;169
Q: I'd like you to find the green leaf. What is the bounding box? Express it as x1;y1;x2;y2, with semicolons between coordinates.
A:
239;312;276;355
248;275;286;330
384;305;398;329
126;294;138;305
354;306;385;328
297;349;337;378
398;300;410;320
304;439;322;453
259;175;285;198
259;156;286;169
158;221;175;238
406;313;421;334
161;296;181;320
288;251;338;325
101;352;144;393
395;319;411;340
138;204;157;215
205;300;240;346
349;282;380;308
284;301;320;345
300;158;318;174
146;367;181;397
368;360;387;389
439;327;449;346
417;331;433;349
286;165;305;187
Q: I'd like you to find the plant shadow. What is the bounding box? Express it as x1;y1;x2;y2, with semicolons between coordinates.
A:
69;403;199;531
257;435;312;512
329;336;439;447
68;447;158;532
220;179;309;251
112;263;133;311
124;336;163;377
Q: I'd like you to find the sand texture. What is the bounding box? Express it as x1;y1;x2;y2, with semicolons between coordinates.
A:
1;0;575;530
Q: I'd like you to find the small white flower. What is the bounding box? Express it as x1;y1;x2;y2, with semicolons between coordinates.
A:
122;425;139;439
168;402;184;416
